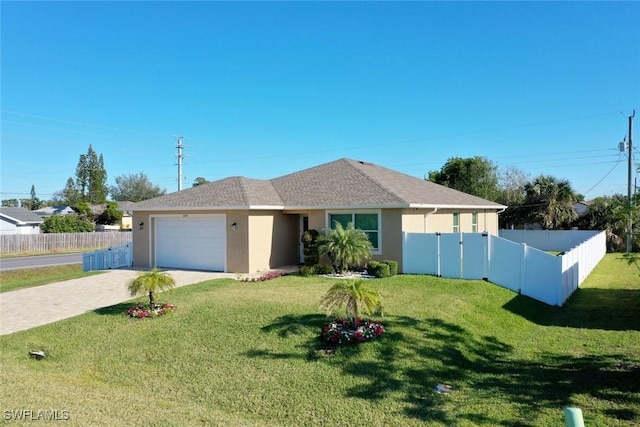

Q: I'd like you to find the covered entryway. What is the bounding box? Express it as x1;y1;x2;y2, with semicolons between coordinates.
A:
154;214;226;271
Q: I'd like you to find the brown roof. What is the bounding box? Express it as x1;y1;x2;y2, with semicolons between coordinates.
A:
131;158;506;211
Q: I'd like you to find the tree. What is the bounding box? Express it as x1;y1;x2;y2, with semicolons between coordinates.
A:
522;175;578;230
192;177;209;187
128;268;176;308
573;194;630;251
74;145;108;204
1;199;19;207
40;214;95;233
110;172;166;202
56;177;83;206
96;201;123;225
497;166;530;229
428;156;501;201
319;279;382;329
21;185;43;210
316;222;373;274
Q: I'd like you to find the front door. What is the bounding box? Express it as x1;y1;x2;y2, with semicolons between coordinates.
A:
299;215;309;263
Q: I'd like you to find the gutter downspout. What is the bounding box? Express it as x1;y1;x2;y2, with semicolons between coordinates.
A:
496;207;507;233
424;208;438;232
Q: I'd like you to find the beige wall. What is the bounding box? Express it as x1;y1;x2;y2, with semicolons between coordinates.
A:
132;209;299;274
404;208;499;235
132;212;150;267
119;215;133;230
373;209;403;270
227;212;249;273
132;210;251;272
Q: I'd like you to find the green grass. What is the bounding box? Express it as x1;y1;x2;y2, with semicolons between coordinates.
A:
0;254;638;426
0;265;102;293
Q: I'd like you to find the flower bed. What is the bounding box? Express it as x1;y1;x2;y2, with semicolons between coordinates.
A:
127;303;176;319
320;317;384;346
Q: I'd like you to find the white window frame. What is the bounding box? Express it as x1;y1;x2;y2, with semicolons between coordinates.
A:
471;212;478;233
326;209;382;255
453;212;460;233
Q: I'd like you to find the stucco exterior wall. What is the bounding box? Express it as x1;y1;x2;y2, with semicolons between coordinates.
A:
132;210;251;272
248;212;298;272
227;212;249;273
132;212;150;267
374;209;403;270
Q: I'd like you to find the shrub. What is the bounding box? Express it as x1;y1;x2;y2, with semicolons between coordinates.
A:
128;268;176;308
40;214;95;233
301;229;320;266
314;264;335;275
316;222;373;274
319;279;383;330
367;260;390;278
383;260;398;276
299;266;316;277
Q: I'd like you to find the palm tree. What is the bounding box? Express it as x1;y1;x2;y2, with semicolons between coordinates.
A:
319;279;382;329
316;221;373;274
523;175;578;230
128;268;176;307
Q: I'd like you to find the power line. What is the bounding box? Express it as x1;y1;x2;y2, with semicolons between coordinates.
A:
582;160;624;196
1;109;171;138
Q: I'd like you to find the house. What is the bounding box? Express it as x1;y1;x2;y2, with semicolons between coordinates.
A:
130;158;507;273
115;201;135;230
572;200;589;217
0;207;44;235
32;206;74;218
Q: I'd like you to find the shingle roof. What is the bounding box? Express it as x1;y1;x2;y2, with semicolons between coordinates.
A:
0;207;44;224
131;158;506;211
132;177;284;210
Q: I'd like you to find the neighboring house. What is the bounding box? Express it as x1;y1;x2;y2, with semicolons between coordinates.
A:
116;201;135;230
572;201;589;217
0;207;44;235
32;206;74;218
130;158;507;273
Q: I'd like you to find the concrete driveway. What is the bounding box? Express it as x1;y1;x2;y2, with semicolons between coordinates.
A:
0;269;238;336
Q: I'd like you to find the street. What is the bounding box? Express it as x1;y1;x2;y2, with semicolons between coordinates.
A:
0;253;83;271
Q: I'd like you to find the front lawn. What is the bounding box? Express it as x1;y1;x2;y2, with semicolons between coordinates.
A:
0;254;637;426
0;265;102;293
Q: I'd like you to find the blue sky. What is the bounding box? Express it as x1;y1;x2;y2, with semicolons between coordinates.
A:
1;1;638;202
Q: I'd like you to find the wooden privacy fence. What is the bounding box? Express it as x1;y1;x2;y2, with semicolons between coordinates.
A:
402;230;606;306
0;232;132;254
83;243;133;271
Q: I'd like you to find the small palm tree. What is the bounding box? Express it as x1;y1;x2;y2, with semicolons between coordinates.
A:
316;221;373;274
128;268;176;307
319;279;382;329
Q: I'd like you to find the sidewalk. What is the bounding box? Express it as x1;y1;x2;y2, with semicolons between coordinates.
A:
0;269;238;336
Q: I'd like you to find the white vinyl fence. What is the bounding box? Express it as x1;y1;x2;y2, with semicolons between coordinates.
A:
82;243;133;271
402;230;606;306
0;232;132;254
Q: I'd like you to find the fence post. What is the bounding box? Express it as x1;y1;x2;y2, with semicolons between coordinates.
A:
520;243;527;294
436;232;441;277
482;232;489;280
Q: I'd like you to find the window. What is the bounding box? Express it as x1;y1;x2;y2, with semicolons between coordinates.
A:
453;212;460;233
471;212;478;233
328;212;380;251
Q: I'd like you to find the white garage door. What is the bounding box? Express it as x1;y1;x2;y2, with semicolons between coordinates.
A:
155;215;226;271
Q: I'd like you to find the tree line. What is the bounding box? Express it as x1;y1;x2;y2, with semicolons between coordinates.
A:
428;156;637;251
2;145;168;232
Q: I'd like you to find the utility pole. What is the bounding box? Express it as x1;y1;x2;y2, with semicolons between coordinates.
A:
627;110;635;252
175;136;185;191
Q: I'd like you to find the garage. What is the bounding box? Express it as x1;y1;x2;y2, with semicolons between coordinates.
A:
154;215;226;271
